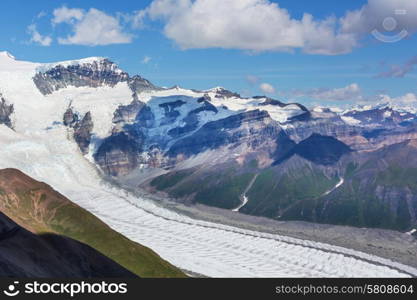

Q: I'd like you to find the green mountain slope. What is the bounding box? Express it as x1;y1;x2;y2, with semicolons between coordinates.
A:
148;139;417;231
0;211;137;278
0;168;185;278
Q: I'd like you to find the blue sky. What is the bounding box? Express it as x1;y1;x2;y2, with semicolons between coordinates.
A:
1;0;416;107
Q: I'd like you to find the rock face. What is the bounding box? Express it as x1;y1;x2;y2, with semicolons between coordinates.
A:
94;96;300;176
0;94;13;128
168;100;218;139
33;59;129;95
63;107;79;127
95;132;144;177
94;99;147;176
113;99;145;126
33;58;160;95
73;112;94;154
286;115;359;144
286;106;417;152
128;75;159;93
159;100;186;126
344;107;416;127
0;212;136;278
167;109;286;159
62;108;94;154
213;87;241;99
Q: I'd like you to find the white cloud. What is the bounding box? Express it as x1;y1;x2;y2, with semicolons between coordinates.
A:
36;11;47;19
54;7;132;46
130;9;148;29
147;0;190;19
27;24;52;46
52;6;84;24
259;83;276;94
136;0;357;55
378;93;417;105
398;93;417;104
292;83;362;101
289;84;417;107
135;0;417;55
141;56;152;64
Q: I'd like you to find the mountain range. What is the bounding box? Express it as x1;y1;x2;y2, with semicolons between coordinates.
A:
1;51;416;233
0;51;416;277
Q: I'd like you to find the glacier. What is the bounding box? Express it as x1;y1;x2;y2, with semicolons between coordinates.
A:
1;125;416;277
1;52;417;277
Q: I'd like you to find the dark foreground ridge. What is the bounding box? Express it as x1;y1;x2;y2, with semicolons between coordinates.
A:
0;211;136;278
0;168;185;278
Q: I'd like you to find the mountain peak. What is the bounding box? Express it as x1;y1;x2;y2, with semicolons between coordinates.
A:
206;86;226;92
205;86;241;98
36;56;117;73
0;51;15;60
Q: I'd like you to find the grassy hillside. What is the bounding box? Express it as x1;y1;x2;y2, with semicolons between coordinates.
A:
149;140;417;231
0;168;185;278
241;159;416;231
242;166;338;220
151;165;255;209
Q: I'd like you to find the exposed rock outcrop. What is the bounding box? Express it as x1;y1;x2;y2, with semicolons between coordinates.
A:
33;59;161;96
168;101;218;139
94;131;144;177
62;107;94;154
63;107;79;127
167;110;287;159
33;59;130;95
128;75;159;93
212;87;241;99
73;112;94;154
344;107;416;127
0;93;13;128
159;100;186;126
113;99;145;126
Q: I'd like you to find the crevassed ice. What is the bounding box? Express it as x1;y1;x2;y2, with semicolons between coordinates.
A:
0;126;416;278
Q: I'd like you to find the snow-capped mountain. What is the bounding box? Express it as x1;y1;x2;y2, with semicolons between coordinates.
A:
0;51;308;174
1;52;417;277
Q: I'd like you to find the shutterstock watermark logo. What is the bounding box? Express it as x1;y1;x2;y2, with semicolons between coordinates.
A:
372;9;409;43
3;281;20;297
2;280;128;298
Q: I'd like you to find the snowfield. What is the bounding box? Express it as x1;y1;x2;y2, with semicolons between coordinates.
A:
1;52;417;277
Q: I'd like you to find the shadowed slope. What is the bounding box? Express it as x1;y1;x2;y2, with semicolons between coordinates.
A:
0;168;185;278
0;211;136;277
